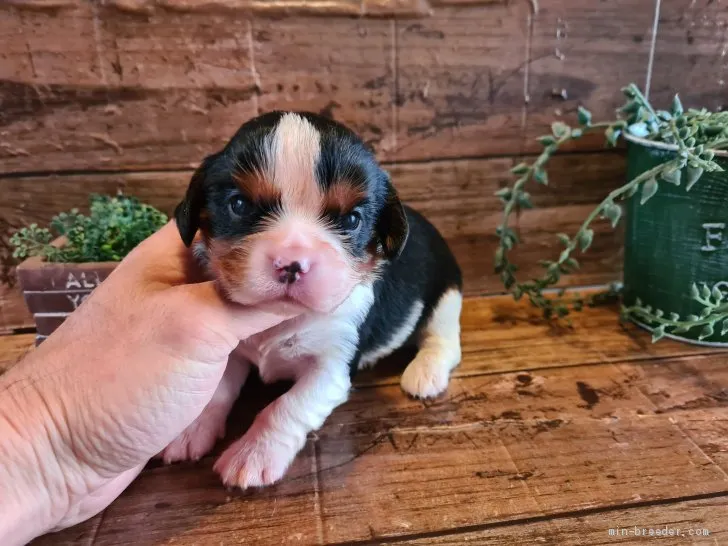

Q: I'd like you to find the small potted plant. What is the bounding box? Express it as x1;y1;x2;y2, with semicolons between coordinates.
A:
11;194;167;344
496;83;728;345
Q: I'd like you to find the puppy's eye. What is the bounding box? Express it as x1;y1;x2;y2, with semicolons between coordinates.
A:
340;211;361;231
229;195;246;216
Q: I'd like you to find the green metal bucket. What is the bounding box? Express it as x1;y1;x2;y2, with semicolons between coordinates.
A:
622;134;728;346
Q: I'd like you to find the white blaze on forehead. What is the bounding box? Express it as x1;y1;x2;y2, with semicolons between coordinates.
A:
268;113;322;216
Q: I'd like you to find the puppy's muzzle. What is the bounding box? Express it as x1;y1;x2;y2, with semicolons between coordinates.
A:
272;254;311;284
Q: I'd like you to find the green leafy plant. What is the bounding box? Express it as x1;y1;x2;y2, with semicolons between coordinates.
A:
622;283;728;342
11;194;168;263
495;83;728;341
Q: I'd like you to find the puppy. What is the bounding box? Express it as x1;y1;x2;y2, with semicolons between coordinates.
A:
162;111;463;489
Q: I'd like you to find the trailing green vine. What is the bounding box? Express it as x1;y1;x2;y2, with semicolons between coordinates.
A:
622;283;728;342
495;83;728;340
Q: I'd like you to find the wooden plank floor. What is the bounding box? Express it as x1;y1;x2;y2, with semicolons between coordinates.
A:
1;295;727;545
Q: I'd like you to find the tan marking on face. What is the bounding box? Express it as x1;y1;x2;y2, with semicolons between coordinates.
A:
232;171;281;203
209;239;243;273
323;182;366;214
206;237;253;293
268;113;322;217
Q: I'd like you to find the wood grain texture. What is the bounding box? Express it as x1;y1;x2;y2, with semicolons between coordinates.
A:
617;353;728;416
0;2;396;171
394;497;727;545
394;0;655;161
3;295;727;544
355;297;728;387
1;0;657;172
649;0;728;114
394;3;530;161
524;0;655;155
0;283;32;334
78;355;728;544
2;293;725;378
0;332;34;373
4;0;81;8
0;0;499;15
0;151;627;332
0;2;259;172
106;0;365;16
64;0;433;17
617;354;728;470
671;408;728;472
95;442;321;546
253;16;396;156
316;355;728;542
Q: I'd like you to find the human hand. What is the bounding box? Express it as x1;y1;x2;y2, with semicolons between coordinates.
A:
0;221;303;544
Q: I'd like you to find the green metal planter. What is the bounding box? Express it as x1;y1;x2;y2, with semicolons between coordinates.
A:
622;134;728;345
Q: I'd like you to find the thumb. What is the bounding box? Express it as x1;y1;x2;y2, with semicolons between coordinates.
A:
175;281;306;341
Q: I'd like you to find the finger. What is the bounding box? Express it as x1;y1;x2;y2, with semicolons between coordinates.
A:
128;221;183;260
51;463;146;531
116;221;196;286
175;281;306;340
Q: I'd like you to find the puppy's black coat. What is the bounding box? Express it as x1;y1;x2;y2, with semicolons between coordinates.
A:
166;110;464;489
177;111;462;379
351;205;462;375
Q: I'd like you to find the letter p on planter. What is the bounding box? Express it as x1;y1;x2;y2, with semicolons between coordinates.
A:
495;82;728;345
11;194;167;345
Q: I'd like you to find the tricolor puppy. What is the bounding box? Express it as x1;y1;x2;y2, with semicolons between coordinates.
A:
163;111;463;489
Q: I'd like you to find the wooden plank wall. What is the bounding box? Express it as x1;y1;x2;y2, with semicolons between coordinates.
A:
1;0;726;333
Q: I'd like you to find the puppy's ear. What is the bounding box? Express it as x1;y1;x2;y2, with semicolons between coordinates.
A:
375;173;409;260
175;157;210;247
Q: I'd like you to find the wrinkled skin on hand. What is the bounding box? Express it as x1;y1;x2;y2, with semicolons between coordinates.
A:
0;222;302;540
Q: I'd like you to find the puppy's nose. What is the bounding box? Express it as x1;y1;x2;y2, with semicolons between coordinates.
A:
273;257;310;284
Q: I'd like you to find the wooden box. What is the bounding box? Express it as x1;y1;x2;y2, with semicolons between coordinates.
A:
16;255;117;345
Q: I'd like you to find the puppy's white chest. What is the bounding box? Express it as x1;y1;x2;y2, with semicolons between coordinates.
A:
241;318;351;382
237;284;375;383
238;323;315;383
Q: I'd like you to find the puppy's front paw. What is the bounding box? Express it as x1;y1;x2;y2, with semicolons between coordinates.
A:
213;428;302;489
400;359;450;399
160;407;228;464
